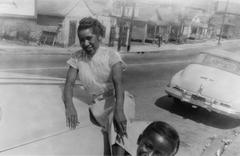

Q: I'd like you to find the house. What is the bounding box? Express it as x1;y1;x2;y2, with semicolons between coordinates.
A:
110;0;163;46
155;0;214;42
37;0;94;47
0;0;113;47
213;0;240;38
0;0;36;42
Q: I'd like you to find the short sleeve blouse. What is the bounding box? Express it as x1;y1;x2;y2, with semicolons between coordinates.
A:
108;50;127;70
66;48;126;94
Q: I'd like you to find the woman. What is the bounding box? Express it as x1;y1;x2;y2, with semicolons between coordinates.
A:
63;17;135;155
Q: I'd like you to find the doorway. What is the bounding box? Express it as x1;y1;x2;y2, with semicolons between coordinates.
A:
68;20;77;46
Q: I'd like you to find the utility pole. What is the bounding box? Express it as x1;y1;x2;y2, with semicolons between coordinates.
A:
117;1;126;51
218;0;230;45
127;2;135;52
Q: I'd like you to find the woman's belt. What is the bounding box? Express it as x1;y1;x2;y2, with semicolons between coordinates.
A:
92;89;114;101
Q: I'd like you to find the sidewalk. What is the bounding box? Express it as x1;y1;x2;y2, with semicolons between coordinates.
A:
200;127;240;156
0;38;239;55
223;130;240;156
117;38;240;53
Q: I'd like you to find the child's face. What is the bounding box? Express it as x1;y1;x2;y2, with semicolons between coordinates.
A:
137;131;175;156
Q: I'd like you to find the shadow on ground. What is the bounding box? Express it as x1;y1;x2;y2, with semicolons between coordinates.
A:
155;95;240;129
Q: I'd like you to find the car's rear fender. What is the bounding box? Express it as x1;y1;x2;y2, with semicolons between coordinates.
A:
0;73;89;152
173;64;240;105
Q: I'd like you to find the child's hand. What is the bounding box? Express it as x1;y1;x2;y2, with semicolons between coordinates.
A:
65;106;79;129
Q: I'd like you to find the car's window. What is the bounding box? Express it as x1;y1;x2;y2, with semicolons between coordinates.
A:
200;54;240;74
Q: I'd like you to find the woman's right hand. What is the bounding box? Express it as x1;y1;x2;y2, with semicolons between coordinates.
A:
65;106;79;129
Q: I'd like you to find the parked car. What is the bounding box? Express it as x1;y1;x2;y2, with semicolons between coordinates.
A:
165;49;240;119
0;72;105;155
0;71;148;155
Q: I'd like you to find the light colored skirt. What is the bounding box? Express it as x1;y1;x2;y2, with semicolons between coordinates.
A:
89;91;135;152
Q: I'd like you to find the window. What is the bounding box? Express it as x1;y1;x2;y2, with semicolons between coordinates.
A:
200;54;240;75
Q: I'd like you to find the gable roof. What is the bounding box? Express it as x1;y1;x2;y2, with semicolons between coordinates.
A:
37;0;112;17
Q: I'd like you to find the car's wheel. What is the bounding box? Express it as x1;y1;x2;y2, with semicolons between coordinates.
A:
172;98;199;110
172;98;184;109
173;98;182;104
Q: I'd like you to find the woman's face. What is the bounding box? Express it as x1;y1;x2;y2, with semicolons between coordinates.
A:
78;28;100;56
137;131;175;156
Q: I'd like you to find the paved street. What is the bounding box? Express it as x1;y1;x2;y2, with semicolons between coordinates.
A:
1;41;240;155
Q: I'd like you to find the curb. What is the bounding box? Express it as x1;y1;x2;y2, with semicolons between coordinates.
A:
0;39;240;55
200;127;240;156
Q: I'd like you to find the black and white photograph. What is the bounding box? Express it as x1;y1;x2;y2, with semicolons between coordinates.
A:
1;0;240;155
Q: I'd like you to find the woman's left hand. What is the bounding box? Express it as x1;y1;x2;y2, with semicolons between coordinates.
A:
112;62;127;143
113;108;128;142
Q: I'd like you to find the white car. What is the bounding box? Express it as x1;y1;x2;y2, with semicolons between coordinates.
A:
0;72;148;156
0;72;106;155
165;49;240;119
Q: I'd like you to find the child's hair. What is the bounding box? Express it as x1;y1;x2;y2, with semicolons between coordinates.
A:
141;121;180;155
78;17;105;37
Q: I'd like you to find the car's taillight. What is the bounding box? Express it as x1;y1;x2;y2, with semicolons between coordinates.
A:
173;86;183;92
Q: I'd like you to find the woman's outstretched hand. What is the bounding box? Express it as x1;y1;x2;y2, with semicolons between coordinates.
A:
65;106;79;129
113;109;128;144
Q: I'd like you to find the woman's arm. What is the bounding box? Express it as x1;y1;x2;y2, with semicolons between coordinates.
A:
63;66;79;129
112;62;127;138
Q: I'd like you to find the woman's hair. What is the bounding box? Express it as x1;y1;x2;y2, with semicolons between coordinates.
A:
141;121;180;155
78;17;105;37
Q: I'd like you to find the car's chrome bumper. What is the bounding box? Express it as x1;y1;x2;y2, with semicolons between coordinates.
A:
165;86;240;119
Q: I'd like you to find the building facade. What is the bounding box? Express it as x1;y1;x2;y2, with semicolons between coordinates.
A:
0;0;113;47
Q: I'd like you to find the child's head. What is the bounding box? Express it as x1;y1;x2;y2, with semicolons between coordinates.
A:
137;121;180;156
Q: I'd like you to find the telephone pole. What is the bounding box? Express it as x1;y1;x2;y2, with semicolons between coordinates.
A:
117;1;126;51
218;0;230;45
127;2;136;52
